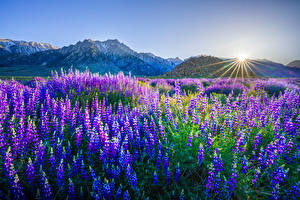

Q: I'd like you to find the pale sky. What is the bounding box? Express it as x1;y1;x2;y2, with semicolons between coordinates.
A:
1;0;300;64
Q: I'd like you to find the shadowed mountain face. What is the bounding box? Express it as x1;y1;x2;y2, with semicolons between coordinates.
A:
162;55;300;78
0;39;182;76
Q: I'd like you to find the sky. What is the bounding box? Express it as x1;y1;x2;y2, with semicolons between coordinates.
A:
1;0;300;64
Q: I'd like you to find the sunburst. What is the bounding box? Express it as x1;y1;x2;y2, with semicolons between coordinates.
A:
237;54;247;62
208;54;260;82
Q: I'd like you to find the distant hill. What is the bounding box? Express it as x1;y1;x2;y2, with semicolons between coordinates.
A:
287;60;300;68
162;55;300;78
0;39;182;76
162;55;227;77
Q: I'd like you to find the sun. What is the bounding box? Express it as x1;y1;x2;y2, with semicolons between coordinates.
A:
237;54;247;62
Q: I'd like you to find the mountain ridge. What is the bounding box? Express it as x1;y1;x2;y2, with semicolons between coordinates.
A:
0;38;57;56
287;60;300;68
0;38;182;76
0;38;299;78
162;55;300;78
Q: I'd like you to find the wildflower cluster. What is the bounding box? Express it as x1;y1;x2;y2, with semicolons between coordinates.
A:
0;70;299;199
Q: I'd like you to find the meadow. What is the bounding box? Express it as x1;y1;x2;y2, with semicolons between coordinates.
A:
0;70;299;200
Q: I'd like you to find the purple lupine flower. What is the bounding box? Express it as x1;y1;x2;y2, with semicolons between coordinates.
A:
123;190;131;200
89;130;100;153
57;159;65;190
205;149;224;198
187;132;193;147
40;169;52;200
206;132;213;149
163;153;169;172
158;118;166;141
153;171;159;185
123;135;129;151
234;131;246;153
179;189;184;200
35;140;45;164
102;179;111;199
65;141;72;162
226;155;238;198
80;160;89;180
89;166;97;180
75;126;83;148
116;185;123;199
241;155;249;174
175;163;180;182
198;143;204;166
252;167;261;186
0;124;5;150
164;96;173;122
11;174;25;200
84;104;91;133
126;164;137;190
68;178;76;200
156;150;162;169
287;182;300;199
270;165;288;200
166;166;171;185
253;132;262;152
91;176;102;200
4;146;25;200
26;157;35;185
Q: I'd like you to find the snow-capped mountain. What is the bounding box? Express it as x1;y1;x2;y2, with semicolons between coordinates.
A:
0;39;182;76
166;57;184;67
0;39;57;56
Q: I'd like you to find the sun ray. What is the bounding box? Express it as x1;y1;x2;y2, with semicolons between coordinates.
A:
219;60;240;78
220;62;238;78
247;61;260;71
244;63;250;78
207;55;264;79
228;62;240;80
233;63;241;84
195;59;235;70
209;60;238;77
249;60;270;69
245;62;257;77
241;62;244;81
247;62;261;77
243;62;251;78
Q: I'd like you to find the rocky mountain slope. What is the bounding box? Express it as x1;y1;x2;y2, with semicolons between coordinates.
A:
0;39;182;76
162;55;300;78
287;60;300;68
0;39;57;56
163;55;225;77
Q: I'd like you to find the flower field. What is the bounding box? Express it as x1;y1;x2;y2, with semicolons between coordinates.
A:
0;70;299;200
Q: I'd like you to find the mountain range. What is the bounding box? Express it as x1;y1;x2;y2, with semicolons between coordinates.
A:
163;56;300;78
0;39;182;76
0;38;299;78
0;39;57;56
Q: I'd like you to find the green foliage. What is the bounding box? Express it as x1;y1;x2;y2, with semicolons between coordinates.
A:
181;84;198;94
